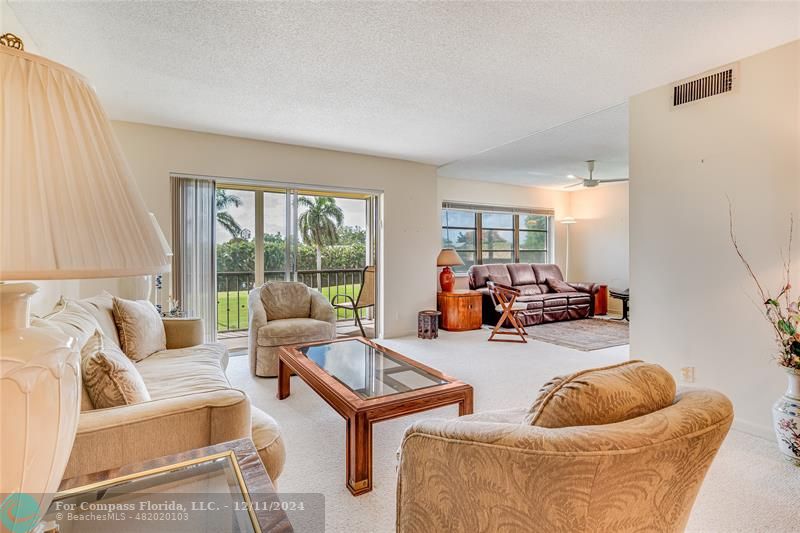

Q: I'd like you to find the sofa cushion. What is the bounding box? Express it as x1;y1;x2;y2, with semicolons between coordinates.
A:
261;282;311;321
515;296;544;308
81;330;151;409
73;292;121;347
507;263;537;286
113;297;166;361
528;294;568;307
563;292;591;304
257;318;335;347
136;343;231;400
516;284;543;296
525;360;676;428
546;278;574;293
32;297;102;350
532;263;564;284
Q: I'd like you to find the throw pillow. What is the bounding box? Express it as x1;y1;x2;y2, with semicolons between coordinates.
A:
81;330;151;409
30;297;102;350
546;278;574;293
112;297;166;361
525;360;676;428
74;291;121;348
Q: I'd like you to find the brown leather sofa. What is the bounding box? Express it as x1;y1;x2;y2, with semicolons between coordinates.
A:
468;263;599;326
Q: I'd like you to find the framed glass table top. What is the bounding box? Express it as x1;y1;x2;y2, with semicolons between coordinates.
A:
44;451;262;533
299;338;449;399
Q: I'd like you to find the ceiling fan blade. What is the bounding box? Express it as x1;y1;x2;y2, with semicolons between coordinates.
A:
597;178;630;183
564;182;583;189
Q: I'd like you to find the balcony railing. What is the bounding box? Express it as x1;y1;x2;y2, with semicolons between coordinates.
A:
217;268;366;333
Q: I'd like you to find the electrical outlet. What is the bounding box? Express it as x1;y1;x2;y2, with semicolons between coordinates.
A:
680;367;695;383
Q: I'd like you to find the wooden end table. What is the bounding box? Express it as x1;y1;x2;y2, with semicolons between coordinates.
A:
437;290;483;331
278;337;473;496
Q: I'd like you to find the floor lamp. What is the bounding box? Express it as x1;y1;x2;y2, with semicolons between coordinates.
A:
561;217;577;278
0;36;169;531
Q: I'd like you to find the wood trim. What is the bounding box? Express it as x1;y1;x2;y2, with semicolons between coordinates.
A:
277;337;473;495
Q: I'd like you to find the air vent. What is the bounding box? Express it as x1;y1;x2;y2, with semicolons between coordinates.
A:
673;66;735;106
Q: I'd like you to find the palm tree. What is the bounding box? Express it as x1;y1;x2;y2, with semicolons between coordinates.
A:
298;196;344;288
215;189;243;239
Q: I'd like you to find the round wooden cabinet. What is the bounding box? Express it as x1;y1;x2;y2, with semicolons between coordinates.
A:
437;290;483;331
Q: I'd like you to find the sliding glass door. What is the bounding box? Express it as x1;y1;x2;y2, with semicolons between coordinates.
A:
215;185;379;338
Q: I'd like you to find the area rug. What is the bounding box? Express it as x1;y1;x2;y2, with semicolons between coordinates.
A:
524;318;629;351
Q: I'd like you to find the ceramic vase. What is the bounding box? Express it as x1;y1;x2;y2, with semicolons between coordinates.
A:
0;283;82;530
773;367;800;466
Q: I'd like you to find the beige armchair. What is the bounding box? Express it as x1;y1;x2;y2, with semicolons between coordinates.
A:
249;281;337;377
397;362;734;533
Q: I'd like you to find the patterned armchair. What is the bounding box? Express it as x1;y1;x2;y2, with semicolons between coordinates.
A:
396;361;733;533
248;281;337;377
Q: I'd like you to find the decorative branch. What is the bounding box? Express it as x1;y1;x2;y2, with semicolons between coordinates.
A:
728;198;800;369
728;198;768;303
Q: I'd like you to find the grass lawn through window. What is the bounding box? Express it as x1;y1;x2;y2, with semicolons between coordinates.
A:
217;283;363;333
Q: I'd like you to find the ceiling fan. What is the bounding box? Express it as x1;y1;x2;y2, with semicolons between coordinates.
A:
565;160;629;188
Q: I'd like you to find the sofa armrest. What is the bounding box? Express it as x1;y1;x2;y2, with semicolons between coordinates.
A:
248;287;268;328
162;317;205;349
567;282;598;295
64;388;251;479
310;289;337;328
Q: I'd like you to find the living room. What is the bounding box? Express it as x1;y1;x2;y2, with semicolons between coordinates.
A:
1;2;798;533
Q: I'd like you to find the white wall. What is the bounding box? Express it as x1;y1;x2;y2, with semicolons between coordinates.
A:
436;177;572;289
110;121;439;338
569;183;630;314
630;40;800;438
1;0;38;53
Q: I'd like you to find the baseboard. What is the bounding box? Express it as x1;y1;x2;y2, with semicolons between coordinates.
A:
732;417;774;441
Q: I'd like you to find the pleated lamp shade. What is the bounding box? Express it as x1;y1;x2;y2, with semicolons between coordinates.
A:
0;45;169;280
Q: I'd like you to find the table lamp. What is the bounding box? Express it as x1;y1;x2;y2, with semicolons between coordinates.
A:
0;36;169;531
437;248;464;292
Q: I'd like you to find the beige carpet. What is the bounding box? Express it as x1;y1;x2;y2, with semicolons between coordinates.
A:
524;317;629;351
227;329;799;532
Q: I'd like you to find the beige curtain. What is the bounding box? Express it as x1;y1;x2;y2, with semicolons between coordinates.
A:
172;176;216;342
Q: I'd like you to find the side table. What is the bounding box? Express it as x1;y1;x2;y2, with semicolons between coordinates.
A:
594;284;608;315
49;439;296;532
437;290;482;331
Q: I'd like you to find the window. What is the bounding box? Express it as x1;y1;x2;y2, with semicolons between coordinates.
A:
441;203;552;272
441;209;476;272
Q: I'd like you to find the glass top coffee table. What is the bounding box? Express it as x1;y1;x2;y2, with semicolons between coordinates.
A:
47;439;294;532
278;337;473;495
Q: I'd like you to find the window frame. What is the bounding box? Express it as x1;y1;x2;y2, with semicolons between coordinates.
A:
440;209;477;273
441;205;553;273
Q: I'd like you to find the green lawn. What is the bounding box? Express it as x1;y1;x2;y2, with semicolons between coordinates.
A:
217;283;362;332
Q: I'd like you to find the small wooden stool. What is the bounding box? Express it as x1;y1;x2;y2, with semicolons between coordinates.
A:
418;310;442;339
487;281;528;343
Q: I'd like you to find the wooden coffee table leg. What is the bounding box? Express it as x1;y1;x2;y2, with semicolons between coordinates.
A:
459;388;474;416
346;412;372;495
277;358;290;400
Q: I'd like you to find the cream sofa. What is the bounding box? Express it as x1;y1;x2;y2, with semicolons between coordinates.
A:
248;282;337;377
396;361;734;533
32;293;286;482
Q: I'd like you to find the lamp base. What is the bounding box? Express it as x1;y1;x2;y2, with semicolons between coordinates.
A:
0;282;81;530
439;266;456;292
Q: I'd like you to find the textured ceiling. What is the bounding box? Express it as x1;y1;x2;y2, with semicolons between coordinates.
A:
439;104;629;188
8;1;800;180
